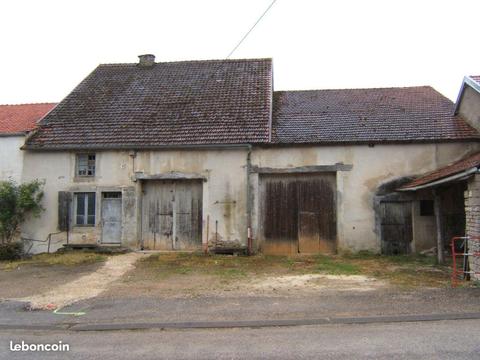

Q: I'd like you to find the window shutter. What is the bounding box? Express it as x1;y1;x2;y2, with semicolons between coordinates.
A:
58;191;72;231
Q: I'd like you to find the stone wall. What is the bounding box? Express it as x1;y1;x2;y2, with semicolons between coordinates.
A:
465;173;480;281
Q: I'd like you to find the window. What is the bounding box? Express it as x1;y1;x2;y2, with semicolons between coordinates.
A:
76;154;96;177
103;192;121;199
75;192;96;226
420;200;434;216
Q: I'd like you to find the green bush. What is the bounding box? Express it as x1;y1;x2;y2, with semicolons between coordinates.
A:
0;179;44;244
0;242;23;260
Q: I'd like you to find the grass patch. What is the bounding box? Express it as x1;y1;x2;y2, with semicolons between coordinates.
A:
0;251;107;270
134;251;451;288
386;254;437;266
139;253;300;283
343;254;450;288
314;255;361;275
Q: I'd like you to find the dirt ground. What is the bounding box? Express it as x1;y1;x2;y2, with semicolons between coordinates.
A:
0;251;462;304
102;252;455;299
0;262;104;299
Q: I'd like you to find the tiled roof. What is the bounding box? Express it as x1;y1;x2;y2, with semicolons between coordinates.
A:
25;58;272;149
0;103;56;135
400;152;480;189
272;87;480;144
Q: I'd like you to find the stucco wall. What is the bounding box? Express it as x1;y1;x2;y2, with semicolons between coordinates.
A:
458;86;480;132
251;142;479;253
0;136;25;182
21;142;479;254
135;149;248;249
21;148;248;253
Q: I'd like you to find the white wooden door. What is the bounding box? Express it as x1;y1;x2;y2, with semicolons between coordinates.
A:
101;192;122;244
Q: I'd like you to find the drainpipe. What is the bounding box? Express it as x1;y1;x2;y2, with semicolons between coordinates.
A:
246;145;253;255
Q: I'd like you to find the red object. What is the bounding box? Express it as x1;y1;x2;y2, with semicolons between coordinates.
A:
0;103;56;134
451;236;480;287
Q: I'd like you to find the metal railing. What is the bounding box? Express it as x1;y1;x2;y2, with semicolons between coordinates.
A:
21;232;65;255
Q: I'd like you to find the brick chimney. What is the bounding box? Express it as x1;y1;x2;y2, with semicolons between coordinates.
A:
138;54;155;67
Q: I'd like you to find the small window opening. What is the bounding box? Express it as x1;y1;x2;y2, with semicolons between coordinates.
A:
420;200;434;216
76;154;96;177
103;192;122;199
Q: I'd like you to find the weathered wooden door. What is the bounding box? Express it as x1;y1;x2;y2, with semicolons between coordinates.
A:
101;192;122;244
380;201;412;255
261;173;337;255
142;180;202;250
298;211;320;253
174;181;203;249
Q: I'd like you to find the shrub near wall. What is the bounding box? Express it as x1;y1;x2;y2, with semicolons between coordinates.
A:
0;179;44;259
0;242;23;260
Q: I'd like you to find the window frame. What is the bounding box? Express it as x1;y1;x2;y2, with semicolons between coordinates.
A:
74;192;96;227
76;153;96;177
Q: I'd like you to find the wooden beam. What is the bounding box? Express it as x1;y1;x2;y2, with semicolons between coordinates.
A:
134;171;206;181
434;190;445;264
251;163;353;174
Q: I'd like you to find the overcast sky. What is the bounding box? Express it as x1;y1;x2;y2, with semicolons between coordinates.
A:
1;0;479;104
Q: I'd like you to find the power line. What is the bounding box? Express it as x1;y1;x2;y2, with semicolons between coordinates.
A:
186;0;277;101
226;0;278;59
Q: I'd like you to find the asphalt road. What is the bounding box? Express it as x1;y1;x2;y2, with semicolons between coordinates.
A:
1;319;479;359
3;288;480;328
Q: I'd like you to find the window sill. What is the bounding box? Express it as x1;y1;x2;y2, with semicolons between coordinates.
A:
73;176;95;183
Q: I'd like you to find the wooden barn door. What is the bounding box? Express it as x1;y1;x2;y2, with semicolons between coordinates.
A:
260;173;337;255
174;181;203;250
142;180;202;250
380;201;412;255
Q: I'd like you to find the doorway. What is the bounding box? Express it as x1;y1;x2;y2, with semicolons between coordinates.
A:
101;192;122;244
141;180;203;250
380;201;412;255
260;173;337;255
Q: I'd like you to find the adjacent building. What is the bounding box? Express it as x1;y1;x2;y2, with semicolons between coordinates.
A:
0;103;56;182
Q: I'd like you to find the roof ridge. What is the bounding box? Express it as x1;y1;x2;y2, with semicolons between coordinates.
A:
98;57;273;67
274;85;434;93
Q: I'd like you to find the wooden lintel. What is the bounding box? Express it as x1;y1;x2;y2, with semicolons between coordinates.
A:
250;164;353;174
135;171;206;181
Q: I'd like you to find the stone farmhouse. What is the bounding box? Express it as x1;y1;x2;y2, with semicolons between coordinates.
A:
15;55;480;257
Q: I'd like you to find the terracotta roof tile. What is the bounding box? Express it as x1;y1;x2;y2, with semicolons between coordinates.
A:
25;58;272;149
272;87;480;144
0;103;56;134
400;152;480;189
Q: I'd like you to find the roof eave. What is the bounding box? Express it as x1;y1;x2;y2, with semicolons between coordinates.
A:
398;167;479;192
0;131;27;137
21;143;257;151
